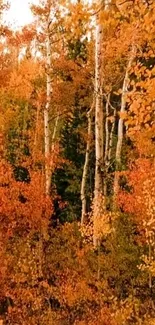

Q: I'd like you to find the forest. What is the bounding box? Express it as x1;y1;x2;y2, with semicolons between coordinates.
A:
0;0;155;324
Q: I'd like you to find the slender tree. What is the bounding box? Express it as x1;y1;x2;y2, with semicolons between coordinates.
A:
113;45;136;207
31;0;60;195
81;99;94;225
93;0;111;247
44;10;52;195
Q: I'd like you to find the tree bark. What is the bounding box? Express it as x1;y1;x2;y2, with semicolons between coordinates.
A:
104;93;110;196
108;107;116;164
81;100;94;225
93;0;111;247
33;103;40;159
93;18;104;247
51;114;59;152
113;46;136;207
44;18;52;196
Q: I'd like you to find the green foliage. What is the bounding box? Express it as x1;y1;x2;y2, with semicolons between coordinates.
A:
53;108;87;222
99;214;143;298
67;38;88;62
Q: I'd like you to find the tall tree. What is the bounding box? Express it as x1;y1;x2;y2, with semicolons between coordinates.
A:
113;45;136;208
31;0;61;195
81;99;94;224
44;5;52;195
93;0;111;247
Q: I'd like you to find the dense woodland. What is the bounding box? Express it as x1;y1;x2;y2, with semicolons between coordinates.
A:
0;0;155;324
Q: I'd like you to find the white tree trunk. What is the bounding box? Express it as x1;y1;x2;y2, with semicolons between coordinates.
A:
94;21;104;196
93;0;111;247
81;100;94;225
113;46;136;206
43;0;60;195
51;114;59;152
44;20;52;195
93;19;104;247
108;107;116;164
104;93;110;196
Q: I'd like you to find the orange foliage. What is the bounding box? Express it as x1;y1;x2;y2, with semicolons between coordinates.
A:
0;160;51;237
118;159;155;241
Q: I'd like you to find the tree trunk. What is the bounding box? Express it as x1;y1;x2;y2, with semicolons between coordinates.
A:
93;0;111;247
81;100;94;225
51;114;59;152
113;46;136;207
44;19;52;196
104;93;110;196
33;103;40;160
93;19;104;247
108;107;116;164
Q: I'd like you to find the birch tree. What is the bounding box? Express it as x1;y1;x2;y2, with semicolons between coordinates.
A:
81;100;94;225
93;0;111;247
104;93;112;196
93;5;103;246
31;0;59;195
113;45;136;207
44;12;52;195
